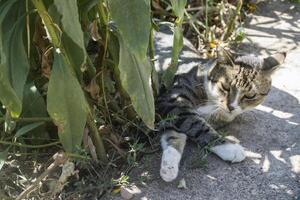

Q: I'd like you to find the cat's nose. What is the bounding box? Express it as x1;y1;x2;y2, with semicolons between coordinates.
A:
227;104;235;112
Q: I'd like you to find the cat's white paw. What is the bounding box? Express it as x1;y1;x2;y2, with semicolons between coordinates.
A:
160;146;181;182
211;143;246;163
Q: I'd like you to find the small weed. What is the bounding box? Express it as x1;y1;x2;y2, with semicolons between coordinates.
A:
111;174;130;187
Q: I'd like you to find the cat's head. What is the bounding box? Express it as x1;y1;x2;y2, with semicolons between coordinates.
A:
207;52;286;116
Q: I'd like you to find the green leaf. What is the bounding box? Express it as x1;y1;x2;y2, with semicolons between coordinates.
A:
0;0;30;117
47;53;89;152
78;0;99;12
14;122;44;139
53;0;87;72
22;82;48;119
21;82;49;141
109;0;151;58
170;0;187;19
118;38;155;128
109;0;155;128
54;0;86;56
0;147;9;171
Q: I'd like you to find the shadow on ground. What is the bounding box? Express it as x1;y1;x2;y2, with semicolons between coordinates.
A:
237;0;300;56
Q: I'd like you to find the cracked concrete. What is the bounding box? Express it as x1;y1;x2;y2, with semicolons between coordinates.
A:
110;1;300;199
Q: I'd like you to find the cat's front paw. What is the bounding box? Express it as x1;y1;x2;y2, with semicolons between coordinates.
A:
160;146;181;182
211;143;246;163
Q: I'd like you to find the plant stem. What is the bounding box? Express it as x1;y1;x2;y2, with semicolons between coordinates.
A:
26;0;30;58
86;114;107;162
205;0;209;39
149;27;159;95
223;0;243;41
97;1;113;125
66;152;91;160
0;117;52;123
0;140;60;148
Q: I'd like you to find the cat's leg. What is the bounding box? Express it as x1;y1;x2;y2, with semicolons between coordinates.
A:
211;143;246;163
179;115;246;163
160;130;187;182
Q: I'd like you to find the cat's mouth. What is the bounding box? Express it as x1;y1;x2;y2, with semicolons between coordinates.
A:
216;105;242;118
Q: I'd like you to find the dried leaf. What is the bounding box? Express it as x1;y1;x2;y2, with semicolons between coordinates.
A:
33;18;53;79
247;3;257;13
85;77;100;100
90;20;101;41
52;161;78;196
100;126;126;157
178;178;187;189
100;125;123;146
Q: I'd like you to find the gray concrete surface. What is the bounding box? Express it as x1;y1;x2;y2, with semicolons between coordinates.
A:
112;1;300;199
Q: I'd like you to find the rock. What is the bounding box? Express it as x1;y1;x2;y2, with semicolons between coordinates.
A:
120;185;141;200
120;187;133;200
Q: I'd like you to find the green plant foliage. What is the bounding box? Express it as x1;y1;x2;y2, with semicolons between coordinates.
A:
170;0;187;19
162;0;187;87
109;0;151;58
118;38;155;129
162;24;184;87
78;0;99;12
21;82;49;141
0;0;246;170
109;0;155;128
0;0;248;197
14;122;44;138
0;0;29;117
53;0;87;72
0;147;9;171
47;53;89;153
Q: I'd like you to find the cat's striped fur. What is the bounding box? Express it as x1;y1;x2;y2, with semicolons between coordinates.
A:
156;64;222;146
155;25;286;182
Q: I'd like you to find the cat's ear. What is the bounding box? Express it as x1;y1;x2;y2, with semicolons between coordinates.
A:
261;53;286;75
206;59;218;76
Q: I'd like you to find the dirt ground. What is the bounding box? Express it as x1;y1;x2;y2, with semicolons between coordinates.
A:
109;1;300;200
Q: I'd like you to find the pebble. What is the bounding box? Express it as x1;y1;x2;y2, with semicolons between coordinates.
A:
121;185;141;200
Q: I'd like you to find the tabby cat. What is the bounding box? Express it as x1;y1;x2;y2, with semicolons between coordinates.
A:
154;26;286;182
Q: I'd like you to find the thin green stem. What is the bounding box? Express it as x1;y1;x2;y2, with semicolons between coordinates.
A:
149;27;159;95
149;28;155;67
66;152;91;160
0;140;61;148
97;1;112;125
205;0;209;39
223;0;243;41
0;117;52;123
86;114;107;162
26;0;30;58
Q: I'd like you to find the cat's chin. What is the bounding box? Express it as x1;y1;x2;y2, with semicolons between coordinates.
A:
210;107;242;123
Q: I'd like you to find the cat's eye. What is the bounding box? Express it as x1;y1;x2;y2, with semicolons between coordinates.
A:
220;82;230;92
244;94;257;100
